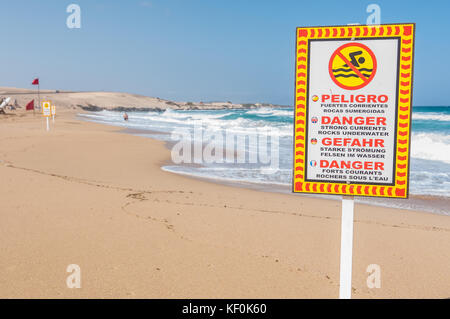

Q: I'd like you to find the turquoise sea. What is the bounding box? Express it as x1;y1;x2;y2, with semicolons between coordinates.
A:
79;106;450;206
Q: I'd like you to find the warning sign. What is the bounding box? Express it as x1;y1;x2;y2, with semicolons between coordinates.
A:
293;24;415;198
329;43;377;90
42;101;52;117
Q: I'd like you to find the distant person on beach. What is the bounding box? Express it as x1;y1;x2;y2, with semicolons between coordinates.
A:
123;113;129;121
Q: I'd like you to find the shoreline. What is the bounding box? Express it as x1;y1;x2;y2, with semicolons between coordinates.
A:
76;109;450;216
1;109;449;298
108;119;450;216
160;165;450;216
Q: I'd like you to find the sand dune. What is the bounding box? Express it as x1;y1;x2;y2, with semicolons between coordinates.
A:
0;87;283;111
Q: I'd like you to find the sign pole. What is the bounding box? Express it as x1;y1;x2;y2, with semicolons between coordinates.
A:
42;101;51;131
339;195;354;299
51;104;56;124
337;22;358;300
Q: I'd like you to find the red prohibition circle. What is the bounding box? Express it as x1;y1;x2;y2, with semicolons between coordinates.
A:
328;42;377;90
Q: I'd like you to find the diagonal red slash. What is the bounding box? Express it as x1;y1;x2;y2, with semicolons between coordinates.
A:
335;51;369;84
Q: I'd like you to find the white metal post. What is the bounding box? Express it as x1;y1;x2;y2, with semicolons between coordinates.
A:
339;195;354;299
338;22;359;300
46;117;49;131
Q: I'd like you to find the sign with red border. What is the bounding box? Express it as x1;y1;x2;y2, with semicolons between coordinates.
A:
293;23;415;198
42;101;52;117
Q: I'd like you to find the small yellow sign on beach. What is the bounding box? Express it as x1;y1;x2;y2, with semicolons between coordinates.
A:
42;101;52;117
293;23;415;198
51;104;56;116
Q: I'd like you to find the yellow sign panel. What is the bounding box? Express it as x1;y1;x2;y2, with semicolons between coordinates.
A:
51;104;56;115
293;23;415;198
42;101;52;117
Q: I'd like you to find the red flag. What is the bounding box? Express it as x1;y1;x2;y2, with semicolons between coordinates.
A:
32;78;39;85
26;100;34;111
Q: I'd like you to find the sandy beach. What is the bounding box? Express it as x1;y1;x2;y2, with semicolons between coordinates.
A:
0;108;449;299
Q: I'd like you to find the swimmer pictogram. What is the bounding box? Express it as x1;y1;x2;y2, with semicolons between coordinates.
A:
328;43;377;90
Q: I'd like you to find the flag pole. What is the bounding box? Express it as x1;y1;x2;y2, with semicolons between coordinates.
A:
38;78;41;112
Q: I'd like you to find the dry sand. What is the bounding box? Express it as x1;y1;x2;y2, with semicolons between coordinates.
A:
0;109;449;299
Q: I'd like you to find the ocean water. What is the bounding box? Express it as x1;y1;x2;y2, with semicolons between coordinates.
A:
79;106;450;198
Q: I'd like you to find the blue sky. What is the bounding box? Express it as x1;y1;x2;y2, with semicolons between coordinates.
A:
1;0;449;105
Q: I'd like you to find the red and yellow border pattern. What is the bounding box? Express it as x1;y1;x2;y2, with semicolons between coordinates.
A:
42;100;52;117
293;23;415;198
